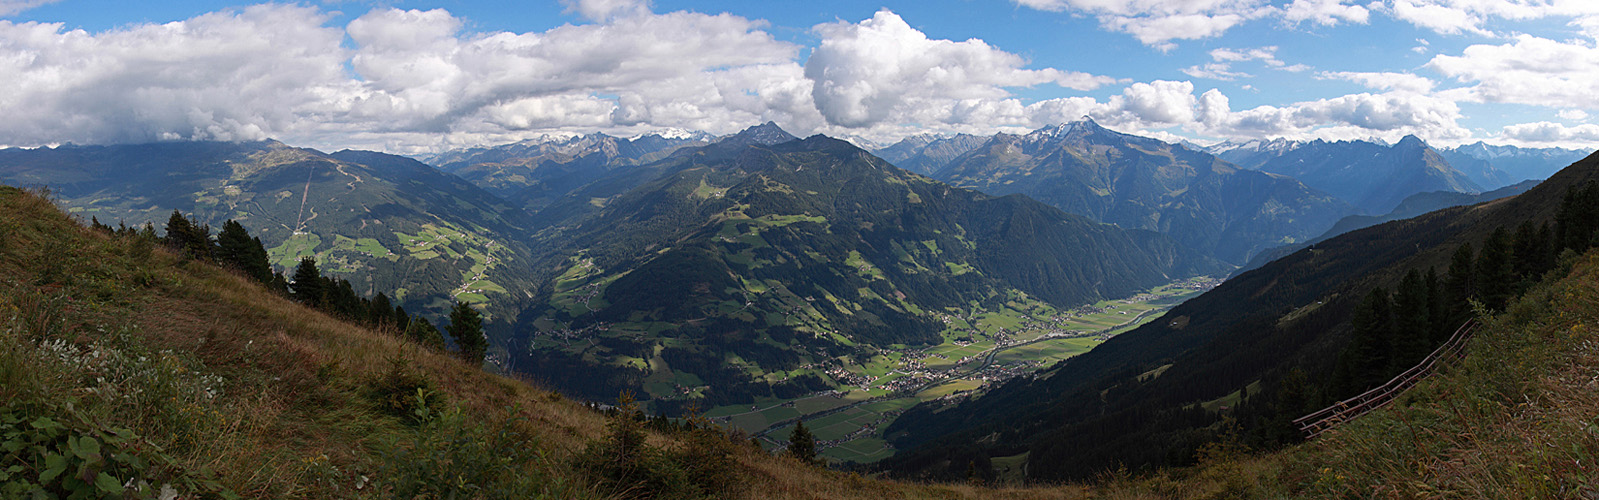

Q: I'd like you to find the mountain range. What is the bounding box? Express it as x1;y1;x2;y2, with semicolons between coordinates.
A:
1209;135;1484;214
881;146;1599;481
2;122;1589;420
0;141;538;321
926;120;1352;265
503;128;1217;403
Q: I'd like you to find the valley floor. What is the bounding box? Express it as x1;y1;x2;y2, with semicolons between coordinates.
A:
4;183;1595;498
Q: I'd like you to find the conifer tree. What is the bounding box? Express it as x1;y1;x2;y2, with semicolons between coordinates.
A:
1334;287;1395;394
290;257;324;306
216;220;274;284
1391;269;1432;370
163;210;213;261
269;271;290;296
370;292;393;329
406;316;445;349
393;305;412;334
1444;242;1475;322
448;301;487;364
1475;227;1515;312
787;419;819;466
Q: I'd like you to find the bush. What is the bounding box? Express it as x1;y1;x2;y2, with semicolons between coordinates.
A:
0;405;235;499
377;396;564;499
366;357;444;424
573;392;745;499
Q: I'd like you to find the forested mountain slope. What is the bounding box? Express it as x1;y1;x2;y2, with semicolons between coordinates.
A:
506;129;1219;404
883;149;1599;482
934;120;1351;265
0;141;538;320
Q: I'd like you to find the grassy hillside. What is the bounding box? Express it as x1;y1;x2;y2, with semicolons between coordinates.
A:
885;150;1599;481
3;177;1595;498
0;185;1095;499
1092;249;1599;498
0;142;540;322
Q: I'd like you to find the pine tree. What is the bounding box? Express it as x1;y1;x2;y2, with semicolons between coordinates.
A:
406;317;445;349
370;292;394;329
787;419;819;466
448;301;487;364
1336;287;1394;393
216;220;273;284
1476;227;1515;312
393;305;412;334
1444;242;1475;323
163;210;213;261
1390;269;1432;370
290;257;324;306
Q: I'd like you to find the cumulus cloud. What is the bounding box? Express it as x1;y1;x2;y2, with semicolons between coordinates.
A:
0;5;350;146
804;9;1116;128
1319;71;1436;93
1282;0;1370;25
0;0;58;16
1501;121;1599;143
1011;0;1271;49
1215;91;1469;140
0;4;821;152
1182;63;1250;80
560;0;651;22
1428;34;1599;110
1559;109;1589;121
1383;0;1599;36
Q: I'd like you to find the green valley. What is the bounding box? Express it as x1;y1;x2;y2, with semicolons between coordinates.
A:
698;276;1218;463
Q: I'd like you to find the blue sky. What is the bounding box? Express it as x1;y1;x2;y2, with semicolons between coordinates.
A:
2;0;1597;153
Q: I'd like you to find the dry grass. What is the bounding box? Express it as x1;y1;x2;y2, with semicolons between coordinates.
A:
6;182;1599;499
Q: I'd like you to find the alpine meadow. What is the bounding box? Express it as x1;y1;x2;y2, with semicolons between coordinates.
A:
4;1;1599;498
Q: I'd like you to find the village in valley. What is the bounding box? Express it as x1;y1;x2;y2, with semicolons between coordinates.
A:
699;275;1222;463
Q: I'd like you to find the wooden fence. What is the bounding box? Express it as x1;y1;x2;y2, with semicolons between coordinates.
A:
1293;320;1478;438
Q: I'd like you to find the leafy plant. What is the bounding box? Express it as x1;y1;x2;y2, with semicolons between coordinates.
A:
0;405;235;499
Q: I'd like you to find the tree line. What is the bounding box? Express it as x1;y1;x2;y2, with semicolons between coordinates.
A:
94;211;488;365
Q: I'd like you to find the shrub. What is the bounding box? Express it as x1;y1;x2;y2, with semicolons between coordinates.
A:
377;396;564;499
366;357;444;424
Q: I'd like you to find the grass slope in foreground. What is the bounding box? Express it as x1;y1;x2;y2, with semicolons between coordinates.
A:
1;184;1593;498
0;186;1092;499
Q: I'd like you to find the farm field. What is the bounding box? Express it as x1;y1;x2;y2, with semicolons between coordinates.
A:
698;276;1220;463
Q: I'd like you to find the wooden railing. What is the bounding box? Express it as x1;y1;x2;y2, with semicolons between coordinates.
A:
1293;320;1478;439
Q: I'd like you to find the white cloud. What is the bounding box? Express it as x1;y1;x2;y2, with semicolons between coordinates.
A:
0;0;57;17
1383;0;1599;36
1282;0;1370;25
0;5;350;146
1011;0;1271;49
1211;46;1281;64
0;4;822;152
1559;109;1589;121
803;9;1116;128
560;0;651;22
1182;63;1250;80
1428;34;1599;110
1319;71;1436;93
1500;121;1599;143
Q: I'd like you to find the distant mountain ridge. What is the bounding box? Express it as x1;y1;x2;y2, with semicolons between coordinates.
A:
1211;135;1485;214
883;144;1599;483
421;132;713;212
929;120;1353;265
1440;142;1590;186
504;125;1219;403
871;133;989;175
0;141;539;321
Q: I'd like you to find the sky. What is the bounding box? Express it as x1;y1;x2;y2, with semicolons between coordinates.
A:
1;0;1598;154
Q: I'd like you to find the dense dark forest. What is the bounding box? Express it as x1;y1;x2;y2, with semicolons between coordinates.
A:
882;154;1599;482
